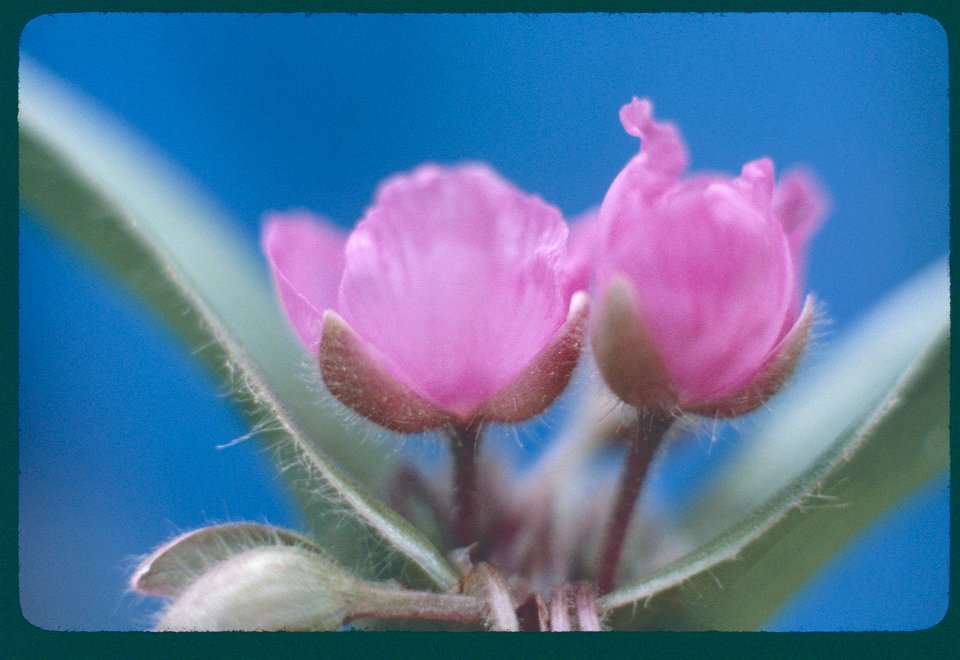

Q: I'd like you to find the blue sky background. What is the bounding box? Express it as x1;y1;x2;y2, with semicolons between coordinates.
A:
19;13;949;630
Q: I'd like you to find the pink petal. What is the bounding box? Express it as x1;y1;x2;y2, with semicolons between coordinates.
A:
261;212;347;353
773;167;829;293
477;291;589;423
563;208;600;297
319;295;588;432
598;99;690;255
338;163;571;417
614;97;688;202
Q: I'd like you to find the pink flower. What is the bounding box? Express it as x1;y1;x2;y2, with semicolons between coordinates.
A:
592;98;825;417
263;164;588;433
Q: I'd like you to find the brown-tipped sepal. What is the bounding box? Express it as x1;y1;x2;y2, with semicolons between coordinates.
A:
478;291;589;423
321;295;589;433
319;310;454;434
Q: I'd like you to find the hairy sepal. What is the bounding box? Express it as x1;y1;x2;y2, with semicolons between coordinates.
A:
320;293;589;432
319;310;455;433
591;275;678;414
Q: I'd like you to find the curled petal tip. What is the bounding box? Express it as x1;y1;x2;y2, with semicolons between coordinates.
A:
619;97;654;138
617;97;688;178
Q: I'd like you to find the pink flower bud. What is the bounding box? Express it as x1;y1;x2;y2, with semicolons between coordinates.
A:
592;98;825;417
263;164;588;433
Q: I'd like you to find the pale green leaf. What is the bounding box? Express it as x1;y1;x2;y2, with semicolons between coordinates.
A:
599;262;949;629
18;59;458;592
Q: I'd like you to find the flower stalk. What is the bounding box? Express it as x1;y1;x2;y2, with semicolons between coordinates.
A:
451;422;483;547
597;408;674;594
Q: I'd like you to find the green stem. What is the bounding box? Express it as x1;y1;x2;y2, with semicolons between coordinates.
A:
350;585;486;624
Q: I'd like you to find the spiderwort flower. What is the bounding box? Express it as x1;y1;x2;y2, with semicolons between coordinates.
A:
592;98;825;417
264;163;588;433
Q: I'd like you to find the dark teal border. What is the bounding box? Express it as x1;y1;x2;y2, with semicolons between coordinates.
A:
6;2;957;657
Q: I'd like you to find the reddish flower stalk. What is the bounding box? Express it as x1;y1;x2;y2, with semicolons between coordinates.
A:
596;409;674;594
451;423;482;548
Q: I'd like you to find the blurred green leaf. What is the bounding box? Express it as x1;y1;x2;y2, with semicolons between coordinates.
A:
18;60;458;592
599;262;949;629
686;260;949;545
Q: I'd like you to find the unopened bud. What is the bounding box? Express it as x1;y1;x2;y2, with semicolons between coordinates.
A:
156;545;357;632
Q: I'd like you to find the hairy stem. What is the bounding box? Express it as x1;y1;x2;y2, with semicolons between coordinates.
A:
596;409;674;594
450;423;482;547
350;585;486;624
